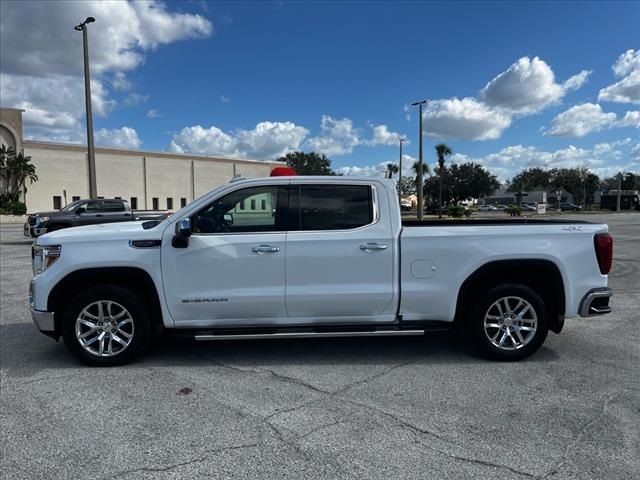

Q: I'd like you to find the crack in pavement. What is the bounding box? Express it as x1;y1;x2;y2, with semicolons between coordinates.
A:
340;398;541;479
542;394;618;479
108;442;259;479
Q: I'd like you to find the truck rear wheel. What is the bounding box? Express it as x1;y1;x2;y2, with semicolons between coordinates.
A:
62;285;150;366
470;284;548;361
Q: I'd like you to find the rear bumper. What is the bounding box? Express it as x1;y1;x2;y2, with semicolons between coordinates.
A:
579;288;613;317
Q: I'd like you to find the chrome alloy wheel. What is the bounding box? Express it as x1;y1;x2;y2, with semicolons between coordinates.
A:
483;296;537;351
75;300;134;357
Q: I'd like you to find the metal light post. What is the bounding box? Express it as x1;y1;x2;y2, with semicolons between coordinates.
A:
398;137;405;200
411;100;427;220
616;172;622;212
74;16;97;199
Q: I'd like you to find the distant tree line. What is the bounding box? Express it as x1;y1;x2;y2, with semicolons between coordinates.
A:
276;150;639;209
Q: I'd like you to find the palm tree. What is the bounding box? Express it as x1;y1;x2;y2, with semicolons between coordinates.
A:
412;160;429;178
434;144;452;218
385;163;399;179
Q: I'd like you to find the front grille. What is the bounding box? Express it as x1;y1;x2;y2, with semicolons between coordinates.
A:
28;216;36;226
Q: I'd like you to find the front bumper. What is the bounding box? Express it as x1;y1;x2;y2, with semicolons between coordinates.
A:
24;223;47;238
31;307;55;332
579;288;613;317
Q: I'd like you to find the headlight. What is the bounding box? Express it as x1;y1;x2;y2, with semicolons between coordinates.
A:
35;216;49;225
32;245;61;274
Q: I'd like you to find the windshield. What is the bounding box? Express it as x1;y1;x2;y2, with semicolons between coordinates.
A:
61;200;84;212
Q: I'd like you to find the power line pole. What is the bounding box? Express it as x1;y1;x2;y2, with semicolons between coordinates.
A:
74;17;97;199
411;100;427;220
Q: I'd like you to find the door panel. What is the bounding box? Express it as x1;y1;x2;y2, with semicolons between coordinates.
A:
162;233;286;323
161;185;290;326
285;184;396;321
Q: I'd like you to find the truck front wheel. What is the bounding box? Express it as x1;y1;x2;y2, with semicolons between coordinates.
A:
62;285;151;366
470;284;549;361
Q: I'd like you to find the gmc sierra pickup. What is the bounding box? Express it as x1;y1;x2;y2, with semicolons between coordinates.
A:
24;198;171;237
29;176;613;366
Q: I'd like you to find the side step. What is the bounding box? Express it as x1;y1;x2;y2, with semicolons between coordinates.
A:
194;329;425;341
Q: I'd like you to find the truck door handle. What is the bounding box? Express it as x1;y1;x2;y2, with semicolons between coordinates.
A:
95;214;103;217
252;245;280;254
360;243;388;251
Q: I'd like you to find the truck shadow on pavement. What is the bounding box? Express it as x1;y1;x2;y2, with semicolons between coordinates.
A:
0;322;560;378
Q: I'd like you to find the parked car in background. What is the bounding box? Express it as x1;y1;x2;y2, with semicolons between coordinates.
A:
424;204;445;215
559;203;582;211
520;203;537;212
24;199;171;237
400;199;413;211
478;205;498;211
30;177;613;366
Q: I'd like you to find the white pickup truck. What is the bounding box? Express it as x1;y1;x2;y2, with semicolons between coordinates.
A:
29;176;613;365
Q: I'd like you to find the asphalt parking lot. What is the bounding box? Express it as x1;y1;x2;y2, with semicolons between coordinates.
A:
1;214;638;480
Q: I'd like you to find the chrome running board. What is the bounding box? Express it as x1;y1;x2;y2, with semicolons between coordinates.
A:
195;329;425;341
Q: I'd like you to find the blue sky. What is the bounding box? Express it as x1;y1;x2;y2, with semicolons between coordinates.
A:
1;0;639;180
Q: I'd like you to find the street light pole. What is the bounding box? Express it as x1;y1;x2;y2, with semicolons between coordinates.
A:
411;100;427;220
74;17;97;199
398;137;405;200
617;172;622;212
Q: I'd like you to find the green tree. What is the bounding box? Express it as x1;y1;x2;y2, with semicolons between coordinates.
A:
277;151;336;175
0;144;38;205
447;163;500;204
508;167;551;205
551;167;599;208
398;176;417;195
602;173;640;191
385;162;399;179
435;144;452;217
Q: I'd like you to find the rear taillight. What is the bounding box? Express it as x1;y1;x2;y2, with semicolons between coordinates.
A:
594;233;613;275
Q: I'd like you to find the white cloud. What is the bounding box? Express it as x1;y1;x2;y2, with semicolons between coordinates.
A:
336;154;418;178
547;103;639;138
94;127;142;149
548;103;617;137
631;144;640;162
424;97;512;141
305;116;361;155
146;109;162;118
0;0;212;140
618;111;640;128
168;121;309;159
124;93;149;107
598;50;640;105
368;124;405;146
220;95;231;103
481;56;591;114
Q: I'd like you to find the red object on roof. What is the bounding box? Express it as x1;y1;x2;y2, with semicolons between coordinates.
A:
270;166;297;176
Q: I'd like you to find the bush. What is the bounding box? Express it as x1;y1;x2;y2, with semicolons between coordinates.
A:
447;205;466;218
0;200;27;215
463;208;472;218
505;204;521;216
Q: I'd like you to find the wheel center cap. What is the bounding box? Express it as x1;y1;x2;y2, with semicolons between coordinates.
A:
504;318;513;327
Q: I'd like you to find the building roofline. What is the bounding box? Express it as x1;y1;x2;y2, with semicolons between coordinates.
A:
0;107;26;113
22;139;282;165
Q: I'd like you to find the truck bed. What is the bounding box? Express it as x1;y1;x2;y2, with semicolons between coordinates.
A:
402;218;592;227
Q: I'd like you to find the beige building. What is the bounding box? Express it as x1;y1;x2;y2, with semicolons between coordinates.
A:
0;108;280;213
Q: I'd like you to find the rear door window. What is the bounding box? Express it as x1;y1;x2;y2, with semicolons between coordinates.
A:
297;185;373;231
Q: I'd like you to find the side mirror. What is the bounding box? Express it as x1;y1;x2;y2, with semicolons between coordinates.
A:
175;218;192;237
223;213;234;225
172;218;191;248
76;207;86;215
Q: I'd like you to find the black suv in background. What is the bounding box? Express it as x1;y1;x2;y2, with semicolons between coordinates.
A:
24;199;171;237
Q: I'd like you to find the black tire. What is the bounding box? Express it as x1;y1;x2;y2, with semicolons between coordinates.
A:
469;284;548;361
62;285;151;366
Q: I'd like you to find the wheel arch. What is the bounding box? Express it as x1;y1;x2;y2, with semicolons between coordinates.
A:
454;259;566;334
48;267;163;338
